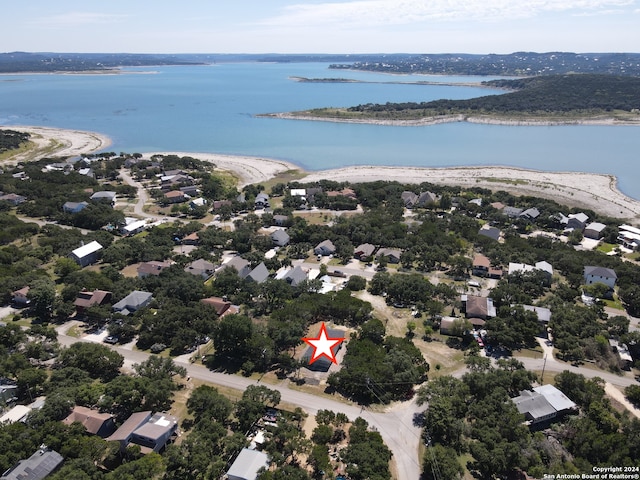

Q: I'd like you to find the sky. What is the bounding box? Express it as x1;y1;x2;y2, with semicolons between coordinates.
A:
2;0;639;54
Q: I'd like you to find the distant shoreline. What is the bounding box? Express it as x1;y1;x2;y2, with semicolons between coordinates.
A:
4;124;640;221
262;111;640;127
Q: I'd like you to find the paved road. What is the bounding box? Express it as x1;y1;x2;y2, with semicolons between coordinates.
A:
118;168;163;220
57;332;424;480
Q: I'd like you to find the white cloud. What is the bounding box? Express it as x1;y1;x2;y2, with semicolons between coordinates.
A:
260;0;637;27
30;12;129;28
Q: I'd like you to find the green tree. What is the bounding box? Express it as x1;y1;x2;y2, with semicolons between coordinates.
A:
56;342;123;381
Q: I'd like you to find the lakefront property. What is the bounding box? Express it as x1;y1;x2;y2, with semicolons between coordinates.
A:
1;51;640;479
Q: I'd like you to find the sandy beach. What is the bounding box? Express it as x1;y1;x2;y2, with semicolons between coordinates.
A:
4;125;640;221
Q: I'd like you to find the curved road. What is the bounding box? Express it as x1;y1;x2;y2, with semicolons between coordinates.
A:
55;328;640;480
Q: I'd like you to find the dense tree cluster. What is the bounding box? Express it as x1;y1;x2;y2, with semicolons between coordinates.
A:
0;129;30;153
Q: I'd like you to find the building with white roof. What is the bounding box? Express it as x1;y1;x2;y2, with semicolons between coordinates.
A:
70;241;103;267
226;448;269;480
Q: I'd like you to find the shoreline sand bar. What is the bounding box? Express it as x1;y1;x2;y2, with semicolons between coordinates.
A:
4;125;640;221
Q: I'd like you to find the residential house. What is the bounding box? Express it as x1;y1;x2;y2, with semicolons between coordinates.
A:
401;191;419;208
462;295;496;322
0;446;63;480
376;248;402;264
212;200;232;211
439;317;462;336
11;286;30;307
189;198;205;210
180;185;199;197
70;241;103;267
512;385;576;425
0;405;32;424
74;289;112;315
246;262;270;284
609;339;633;369
254;193;270;209
478;225;501;241
63;406;115;437
120;219;147;236
469;198;483;207
290;188;306;197
182;232;200;245
416;191;438;206
224;257;251;279
522;305;552;326
503;206;523;218
0;383;18;405
283;265;308;287
62;201;89;214
314;239;336;257
617;224;640;249
584;222;607;240
184;259;216;280
508;261;553;284
128;412;178;453
490;201;506;211
107;411;178;454
273;214;290;227
137;261;172;278
90;191;116;204
472;254;491;277
226;448;270;480
0;193;26;205
520;208;541;221
163;190;186;204
354;243;376;260
567;212;589;230
584;265;617;290
77;167;94;178
112;290;153;316
271;229;290;247
200;297;240;318
301;327;346;372
327;187;357;199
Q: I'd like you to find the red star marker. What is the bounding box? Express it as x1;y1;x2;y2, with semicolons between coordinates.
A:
302;322;344;365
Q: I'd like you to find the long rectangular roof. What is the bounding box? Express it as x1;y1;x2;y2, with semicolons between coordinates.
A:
227;448;269;480
71;241;103;259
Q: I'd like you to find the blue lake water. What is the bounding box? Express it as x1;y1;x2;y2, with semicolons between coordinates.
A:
1;62;639;199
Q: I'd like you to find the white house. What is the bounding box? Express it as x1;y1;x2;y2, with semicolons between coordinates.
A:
584;265;617;290
70;241;103;267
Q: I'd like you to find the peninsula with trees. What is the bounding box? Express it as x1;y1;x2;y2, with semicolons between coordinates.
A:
268;73;640;125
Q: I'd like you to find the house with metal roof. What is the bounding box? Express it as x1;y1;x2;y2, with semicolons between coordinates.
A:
226;448;269;480
0;446;63;480
512;385;577;425
70;241;103;267
112;291;153;316
62;201;89;214
246;262;270;284
584;222;607;240
224;256;252;279
270;229;290;247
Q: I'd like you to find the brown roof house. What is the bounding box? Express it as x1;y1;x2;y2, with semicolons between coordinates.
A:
74;289;112;315
11;286;30;307
63;406;116;438
200;297;240;317
462;295;496;325
137;260;172;278
163;190;186;204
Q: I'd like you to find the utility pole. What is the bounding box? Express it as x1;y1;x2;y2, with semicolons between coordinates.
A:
541;354;547;383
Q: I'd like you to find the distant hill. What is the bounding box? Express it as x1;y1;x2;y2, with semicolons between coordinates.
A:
2;51;640;75
330;52;640;77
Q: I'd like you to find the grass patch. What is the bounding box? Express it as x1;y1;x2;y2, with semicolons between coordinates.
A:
597;242;617;253
602;295;624;311
66;325;83;338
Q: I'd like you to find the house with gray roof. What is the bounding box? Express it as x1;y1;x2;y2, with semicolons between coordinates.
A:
254;193;270;209
314;239;336;256
376;248;402;264
0;446;63;480
520;207;540;220
224;256;251;279
284;265;308;287
478;225;501;242
90;191;116;204
584;265;617;290
354;243;376;259
226;448;269;480
512;385;576;425
246;262;269;284
503;206;523;218
63;201;89;214
112;291;153;316
184;259;216;280
401;191;418;208
567;212;589;230
584;222;607;240
522;305;552;325
107;411;177;454
271;229;290;247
